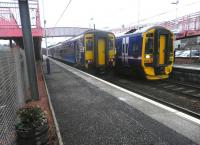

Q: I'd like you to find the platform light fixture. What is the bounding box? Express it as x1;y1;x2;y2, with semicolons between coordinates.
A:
42;0;48;55
171;0;179;30
90;17;95;30
137;0;140;29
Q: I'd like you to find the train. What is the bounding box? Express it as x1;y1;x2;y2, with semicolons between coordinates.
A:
48;29;116;71
115;26;174;80
48;26;174;80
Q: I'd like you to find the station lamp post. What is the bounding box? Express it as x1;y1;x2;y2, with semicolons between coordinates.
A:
137;0;140;29
90;18;95;29
42;0;48;56
171;0;179;30
44;20;48;56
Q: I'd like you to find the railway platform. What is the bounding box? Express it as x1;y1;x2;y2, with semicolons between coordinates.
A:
173;64;200;71
172;64;200;83
43;57;200;145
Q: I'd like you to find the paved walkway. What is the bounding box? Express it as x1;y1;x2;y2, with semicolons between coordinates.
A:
43;58;200;145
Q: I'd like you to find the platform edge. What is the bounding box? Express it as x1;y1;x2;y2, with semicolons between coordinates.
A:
41;61;64;145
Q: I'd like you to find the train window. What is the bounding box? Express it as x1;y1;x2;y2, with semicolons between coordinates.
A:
122;44;124;52
170;38;173;53
145;35;154;54
108;40;114;50
126;44;128;53
86;40;93;51
146;33;153;37
133;43;139;57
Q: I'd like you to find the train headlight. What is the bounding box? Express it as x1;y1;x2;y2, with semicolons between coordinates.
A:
87;59;93;64
146;55;150;59
109;58;114;62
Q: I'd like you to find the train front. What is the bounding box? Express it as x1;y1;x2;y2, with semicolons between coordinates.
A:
142;26;174;80
84;31;116;70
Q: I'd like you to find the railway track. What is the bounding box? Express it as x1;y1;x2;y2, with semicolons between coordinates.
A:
122;81;200;119
97;74;200;119
152;80;200;99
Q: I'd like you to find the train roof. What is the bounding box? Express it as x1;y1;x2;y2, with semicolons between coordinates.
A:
84;29;113;34
64;29;114;42
116;25;170;38
48;29;115;49
48;42;62;49
70;34;84;41
134;25;169;33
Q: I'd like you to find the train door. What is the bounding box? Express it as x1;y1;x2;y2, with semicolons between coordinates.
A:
97;39;105;65
159;35;166;65
75;41;80;63
122;37;129;65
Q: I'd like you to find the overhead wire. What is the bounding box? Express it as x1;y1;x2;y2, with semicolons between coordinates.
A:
54;0;72;27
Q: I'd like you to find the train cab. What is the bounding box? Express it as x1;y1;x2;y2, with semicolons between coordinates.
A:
115;26;174;80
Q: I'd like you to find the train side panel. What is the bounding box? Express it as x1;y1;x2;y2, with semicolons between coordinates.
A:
73;38;85;66
128;34;143;66
115;34;144;76
49;30;116;71
62;42;76;64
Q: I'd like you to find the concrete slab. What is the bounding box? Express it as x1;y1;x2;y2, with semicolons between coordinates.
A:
44;58;200;145
174;64;200;71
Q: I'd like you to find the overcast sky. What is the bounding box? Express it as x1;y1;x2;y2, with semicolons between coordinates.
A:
40;0;200;29
39;0;200;47
0;0;199;46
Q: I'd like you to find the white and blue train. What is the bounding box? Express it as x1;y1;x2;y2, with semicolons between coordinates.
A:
48;30;116;71
115;26;174;80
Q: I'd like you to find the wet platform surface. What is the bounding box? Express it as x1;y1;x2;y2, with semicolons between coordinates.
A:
174;64;200;71
43;58;200;145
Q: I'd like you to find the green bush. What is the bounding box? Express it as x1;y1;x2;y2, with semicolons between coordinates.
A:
16;106;48;130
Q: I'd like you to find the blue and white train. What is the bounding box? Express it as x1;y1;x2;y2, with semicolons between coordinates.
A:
48;30;116;71
115;26;174;80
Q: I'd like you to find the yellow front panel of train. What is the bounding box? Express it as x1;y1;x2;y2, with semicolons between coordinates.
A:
159;35;165;65
98;39;105;65
108;34;115;59
84;34;94;61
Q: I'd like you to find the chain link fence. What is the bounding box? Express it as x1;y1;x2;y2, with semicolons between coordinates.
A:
0;41;29;145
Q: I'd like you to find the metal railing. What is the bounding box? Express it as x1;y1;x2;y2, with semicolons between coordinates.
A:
0;0;40;28
0;0;43;38
111;11;200;38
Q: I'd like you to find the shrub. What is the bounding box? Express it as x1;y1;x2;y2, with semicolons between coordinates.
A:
16;106;48;130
